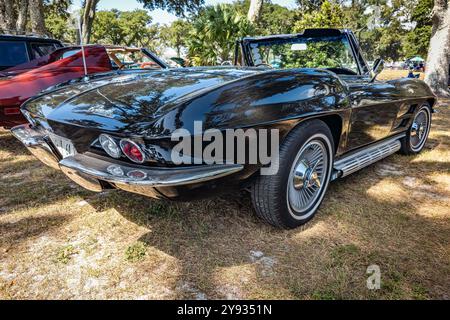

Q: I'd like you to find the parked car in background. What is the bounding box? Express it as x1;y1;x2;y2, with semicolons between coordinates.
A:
0;34;63;72
12;29;435;229
0;45;168;128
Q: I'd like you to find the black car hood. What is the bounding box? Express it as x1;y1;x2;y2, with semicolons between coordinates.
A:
24;67;261;133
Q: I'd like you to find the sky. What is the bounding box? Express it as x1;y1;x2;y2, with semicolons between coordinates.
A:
72;0;298;25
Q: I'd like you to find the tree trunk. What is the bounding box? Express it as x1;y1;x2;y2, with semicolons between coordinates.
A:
0;0;15;32
81;0;100;44
424;0;450;97
16;0;29;33
28;0;47;35
247;0;264;24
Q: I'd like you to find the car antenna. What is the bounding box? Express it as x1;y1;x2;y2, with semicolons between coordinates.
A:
78;16;89;82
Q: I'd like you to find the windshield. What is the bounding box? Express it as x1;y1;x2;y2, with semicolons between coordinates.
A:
248;35;359;74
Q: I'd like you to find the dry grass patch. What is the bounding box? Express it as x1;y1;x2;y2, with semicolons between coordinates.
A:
378;69;425;81
0;99;449;300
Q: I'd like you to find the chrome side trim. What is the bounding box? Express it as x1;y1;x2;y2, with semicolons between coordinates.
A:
333;134;404;179
59;154;244;188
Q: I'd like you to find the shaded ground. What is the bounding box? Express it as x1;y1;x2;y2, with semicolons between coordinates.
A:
0;98;448;299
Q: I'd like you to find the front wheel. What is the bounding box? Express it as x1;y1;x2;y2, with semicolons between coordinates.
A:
400;103;432;155
251;120;334;229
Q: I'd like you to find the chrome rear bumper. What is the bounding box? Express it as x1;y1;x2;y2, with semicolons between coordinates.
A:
11;124;243;194
59;154;243;191
11;124;60;170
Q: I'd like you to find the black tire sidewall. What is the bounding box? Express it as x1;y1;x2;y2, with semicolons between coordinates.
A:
274;120;334;228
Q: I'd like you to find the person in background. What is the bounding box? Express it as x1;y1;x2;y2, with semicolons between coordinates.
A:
419;62;425;72
407;67;420;78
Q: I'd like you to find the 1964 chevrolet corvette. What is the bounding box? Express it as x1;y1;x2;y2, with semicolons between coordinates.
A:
12;29;435;229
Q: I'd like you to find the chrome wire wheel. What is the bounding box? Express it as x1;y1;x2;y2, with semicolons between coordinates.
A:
287;136;329;218
410;108;430;152
251;120;334;228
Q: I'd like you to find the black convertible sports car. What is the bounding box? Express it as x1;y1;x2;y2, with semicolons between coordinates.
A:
12;29;435;229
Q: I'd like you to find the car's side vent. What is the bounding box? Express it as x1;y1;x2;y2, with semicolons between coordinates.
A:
393;118;410;130
398;118;409;128
393;104;417;130
408;104;418;114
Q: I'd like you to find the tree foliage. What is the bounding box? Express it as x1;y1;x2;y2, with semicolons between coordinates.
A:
233;0;296;35
137;0;204;16
293;0;345;30
402;0;433;58
296;0;326;12
160;20;192;57
0;0;442;79
90;9;154;47
257;1;296;34
187;4;255;66
45;0;72;40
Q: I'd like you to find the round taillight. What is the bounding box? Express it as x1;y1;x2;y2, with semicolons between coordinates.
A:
120;139;145;163
99;134;121;158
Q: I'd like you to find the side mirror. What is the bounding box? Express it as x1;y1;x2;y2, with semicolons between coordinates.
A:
370;58;384;82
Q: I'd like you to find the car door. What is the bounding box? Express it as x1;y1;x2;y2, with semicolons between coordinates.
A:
342;75;402;151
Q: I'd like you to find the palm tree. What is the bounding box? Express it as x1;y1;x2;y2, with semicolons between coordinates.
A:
187;4;255;66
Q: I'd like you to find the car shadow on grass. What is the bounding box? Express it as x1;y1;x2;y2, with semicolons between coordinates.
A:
82;154;449;299
80;105;450;299
0;214;73;251
0;130;32;157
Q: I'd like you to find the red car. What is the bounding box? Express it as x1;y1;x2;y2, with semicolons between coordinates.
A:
0;45;168;128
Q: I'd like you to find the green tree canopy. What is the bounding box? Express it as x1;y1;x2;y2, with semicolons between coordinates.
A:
160;20;192;57
44;0;72;41
293;0;345;31
402;0;433;59
233;0;296;35
90;9;154;47
187;4;255;66
137;0;204;16
39;0;436;65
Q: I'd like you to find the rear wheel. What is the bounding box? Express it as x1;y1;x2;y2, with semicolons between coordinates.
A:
400;103;432;155
251;120;334;229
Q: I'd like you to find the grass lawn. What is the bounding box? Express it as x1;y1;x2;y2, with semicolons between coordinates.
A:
0;74;448;299
378;69;425;81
